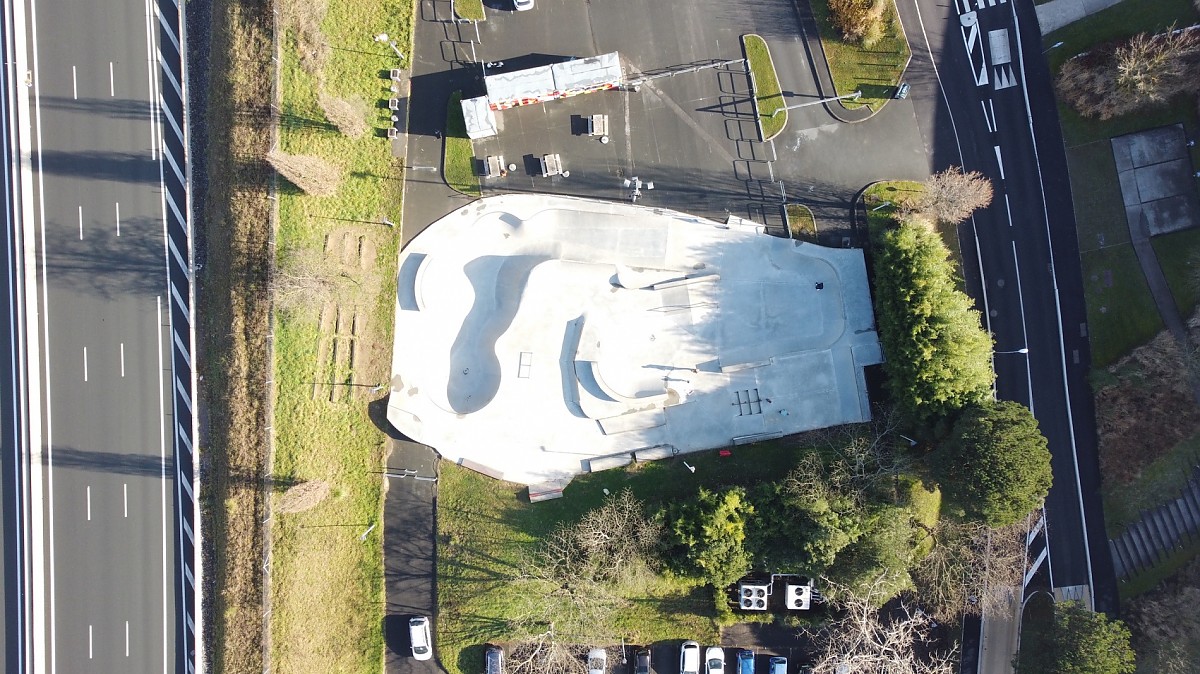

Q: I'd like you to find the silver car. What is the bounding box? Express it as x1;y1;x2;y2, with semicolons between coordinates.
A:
513;0;534;10
681;641;701;674
408;616;432;661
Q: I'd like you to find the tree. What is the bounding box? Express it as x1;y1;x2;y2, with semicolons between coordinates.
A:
664;487;754;588
266;150;342;196
934;400;1052;528
1056;27;1200;119
1015;601;1136;674
807;577;956;674
273;247;341;313
318;92;369;139
911;519;1027;622
915;167;994;225
828;0;887;47
873;222;995;421
824;504;916;601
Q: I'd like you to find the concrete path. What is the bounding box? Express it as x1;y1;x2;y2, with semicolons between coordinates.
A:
979;588;1021;674
1035;0;1124;35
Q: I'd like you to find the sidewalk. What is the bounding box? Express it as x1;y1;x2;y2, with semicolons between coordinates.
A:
1035;0;1124;35
979;587;1021;674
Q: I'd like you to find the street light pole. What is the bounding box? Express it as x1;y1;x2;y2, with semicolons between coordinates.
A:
772;90;861;116
995;347;1029;355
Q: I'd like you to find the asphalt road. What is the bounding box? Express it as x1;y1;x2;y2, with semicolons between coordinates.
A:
899;0;1117;613
15;0;185;669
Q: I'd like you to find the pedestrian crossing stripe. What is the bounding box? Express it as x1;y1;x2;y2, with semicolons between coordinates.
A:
975;0;1007;8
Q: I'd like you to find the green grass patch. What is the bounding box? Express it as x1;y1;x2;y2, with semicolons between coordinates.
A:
1103;430;1200;537
1119;537;1200;601
1067;142;1131;252
454;0;485;21
810;0;910;110
1079;245;1162;366
272;0;410;670
445;91;481;197
901;476;942;559
1152;227;1200;319
786;203;817;241
743;35;786;140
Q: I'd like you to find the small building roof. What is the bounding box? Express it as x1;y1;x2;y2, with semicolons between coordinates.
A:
460;95;497;139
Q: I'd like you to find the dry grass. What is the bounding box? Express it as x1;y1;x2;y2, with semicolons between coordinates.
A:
199;0;275;671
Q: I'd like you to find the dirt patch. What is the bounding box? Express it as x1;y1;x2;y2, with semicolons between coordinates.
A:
1125;555;1200;672
1094;314;1200;486
276;480;332;514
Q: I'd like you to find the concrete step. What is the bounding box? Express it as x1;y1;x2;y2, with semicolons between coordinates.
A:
1151;510;1176;552
1116;534;1141;575
1134;519;1164;564
1154;508;1180;549
1183;481;1200;525
1128;521;1155;567
1168;500;1191;543
1109;539;1127;579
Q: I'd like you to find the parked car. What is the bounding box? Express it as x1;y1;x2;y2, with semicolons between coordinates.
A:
634;649;651;674
681;641;702;674
894;82;910;99
587;648;607;674
513;0;534;10
485;645;505;674
768;656;787;674
408;616;432;661
706;646;725;674
737;649;755;674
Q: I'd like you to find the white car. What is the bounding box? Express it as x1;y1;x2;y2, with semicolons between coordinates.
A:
587;648;607;674
408;616;432;661
706;646;725;674
681;640;702;674
513;0;534;10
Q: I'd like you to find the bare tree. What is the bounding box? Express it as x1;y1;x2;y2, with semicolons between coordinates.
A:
807;576;957;674
911;519;1027;622
273;248;348;314
279;0;331;76
914;167;994;225
506;630;591;674
266;150;342;197
318;92;370;139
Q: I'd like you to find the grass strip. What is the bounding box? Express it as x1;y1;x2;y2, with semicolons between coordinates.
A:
445;91;481;197
1103;430;1200;537
743;34;786;140
270;0;410;670
786;203;816;241
809;0;910;110
200;0;274;670
454;0;485;21
1151;228;1200;319
1079;245;1162;367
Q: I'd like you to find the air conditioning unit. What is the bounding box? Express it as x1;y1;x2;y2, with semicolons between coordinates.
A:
786;582;812;610
738;583;769;611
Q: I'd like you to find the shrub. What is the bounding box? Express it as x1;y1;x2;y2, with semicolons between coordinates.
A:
828;0;886;45
1056;27;1200;119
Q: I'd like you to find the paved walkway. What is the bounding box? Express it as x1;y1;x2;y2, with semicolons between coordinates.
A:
1035;0;1124;35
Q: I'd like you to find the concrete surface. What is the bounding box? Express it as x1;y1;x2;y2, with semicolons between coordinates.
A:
1035;0;1124;35
386;194;881;486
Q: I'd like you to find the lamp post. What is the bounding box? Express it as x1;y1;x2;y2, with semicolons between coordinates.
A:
995;347;1029;355
771;90;861;116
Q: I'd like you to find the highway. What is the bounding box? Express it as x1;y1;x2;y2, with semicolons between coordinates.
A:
902;0;1118;618
3;0;199;670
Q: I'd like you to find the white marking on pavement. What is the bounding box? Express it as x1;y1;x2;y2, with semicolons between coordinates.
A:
71;65;77;99
109;61;115;96
120;342;125;377
989;100;997;131
144;0;159;159
994;145;1005;180
86;486;91;520
1011;240;1035;412
116;202;121;236
980;99;996;133
78;205;82;239
1005;193;1013;227
157;296;170;668
125;620;129;656
124;483;128;517
89;625;93;659
83;347;88;381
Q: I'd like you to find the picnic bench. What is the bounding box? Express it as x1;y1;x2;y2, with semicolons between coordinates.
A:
540;153;564;177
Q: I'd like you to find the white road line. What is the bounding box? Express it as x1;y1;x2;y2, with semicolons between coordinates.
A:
144;0;159;159
157;296;169;668
78;205;82;239
71;65;77;100
116;202;121;236
88;625;93;659
109;61;115;97
1005;193;1013;227
994;145;1005;180
979;100;993;132
1011;241;1035;413
83;346;88;381
125;620;129;656
1011;0;1093;595
120;342;125;377
989;99;997;132
124;483;128;517
86;486;91;520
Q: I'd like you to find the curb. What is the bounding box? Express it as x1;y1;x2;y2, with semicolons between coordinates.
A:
792;0;913;124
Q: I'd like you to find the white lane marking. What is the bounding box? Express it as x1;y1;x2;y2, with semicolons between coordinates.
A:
994;145;1005;180
157;296;169;668
78;205;82;240
83;347;88;381
71;65;77;99
143;0;160;159
989;100;997;131
115;202;121;236
1012;241;1034;413
124;483;128;517
109;61;115;97
980;99;996;133
125;620;129;656
120;342;125;376
89;625;93;659
86;486;91;520
1010;0;1090;594
1005;193;1013;227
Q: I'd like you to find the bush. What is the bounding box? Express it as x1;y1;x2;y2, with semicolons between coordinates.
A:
828;0;886;44
1056;27;1200;119
318;93;369;139
266;149;342;196
872;222;995;421
663;487;754;589
1015;601;1136;674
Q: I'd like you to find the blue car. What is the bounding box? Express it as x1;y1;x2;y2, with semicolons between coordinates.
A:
768;656;787;674
737;649;755;674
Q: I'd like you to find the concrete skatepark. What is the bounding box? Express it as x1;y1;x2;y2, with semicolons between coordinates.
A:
387;195;883;487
